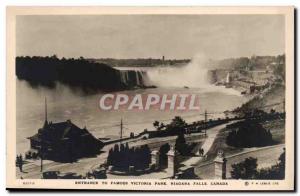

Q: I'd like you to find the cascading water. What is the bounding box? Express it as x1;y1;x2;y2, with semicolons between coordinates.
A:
135;71;142;86
145;55;243;96
119;69;146;87
146;55;209;88
120;70;131;85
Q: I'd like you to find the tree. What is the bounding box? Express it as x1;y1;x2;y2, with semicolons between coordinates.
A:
113;144;120;153
273;54;285;81
169;116;187;128
51;54;58;59
107;149;113;165
159;143;170;168
270;109;276;114
125;143;130;151
142;145;151;168
278;148;285;170
165;116;187;134
256;149;285;179
175;133;188;155
226;120;275;148
106;144;151;171
159;122;165;130
15;56;130;93
130;132;134;138
231;150;286;180
231;157;258;179
153;121;160;129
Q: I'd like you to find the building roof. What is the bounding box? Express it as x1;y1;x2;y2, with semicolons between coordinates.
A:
28;134;41;142
28;120;96;143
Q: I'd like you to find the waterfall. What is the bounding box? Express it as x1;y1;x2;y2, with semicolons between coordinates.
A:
135;71;140;86
119;69;146;87
120;71;127;85
226;72;231;83
146;54;209;88
125;71;129;84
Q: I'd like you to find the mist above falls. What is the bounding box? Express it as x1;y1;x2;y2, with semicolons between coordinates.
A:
147;55;209;88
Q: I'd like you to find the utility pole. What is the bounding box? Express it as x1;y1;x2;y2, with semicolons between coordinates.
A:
41;98;47;173
204;110;207;136
120;118;123;145
45;97;47;122
40;139;43;172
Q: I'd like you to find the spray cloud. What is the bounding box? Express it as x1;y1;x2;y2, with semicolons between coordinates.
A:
147;54;209;88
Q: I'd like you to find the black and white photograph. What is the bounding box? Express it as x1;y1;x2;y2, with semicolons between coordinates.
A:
5;6;295;191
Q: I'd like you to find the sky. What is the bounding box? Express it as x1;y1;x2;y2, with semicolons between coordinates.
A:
16;15;285;60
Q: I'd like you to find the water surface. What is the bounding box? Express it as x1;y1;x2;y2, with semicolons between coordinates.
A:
16;80;247;154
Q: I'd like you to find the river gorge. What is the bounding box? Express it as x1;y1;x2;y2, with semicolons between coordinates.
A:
16;65;248;155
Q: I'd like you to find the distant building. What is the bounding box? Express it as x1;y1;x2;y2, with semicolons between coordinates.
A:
28;100;103;162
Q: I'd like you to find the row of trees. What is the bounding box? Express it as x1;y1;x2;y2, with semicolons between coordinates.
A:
106;132;195;172
231;149;285;179
16;56;127;92
153;116;187;132
150;116;188;138
107;143;151;171
90;58;190;67
209;54;285;71
151;115;231;138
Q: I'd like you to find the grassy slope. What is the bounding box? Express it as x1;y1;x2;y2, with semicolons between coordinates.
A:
201;128;243;164
237;83;285;113
262;119;285;143
201;119;285;165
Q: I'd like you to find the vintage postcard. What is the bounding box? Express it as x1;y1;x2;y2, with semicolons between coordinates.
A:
6;6;295;191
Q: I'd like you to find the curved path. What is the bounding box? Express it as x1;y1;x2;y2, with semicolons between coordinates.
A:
16;121;234;179
180;121;239;171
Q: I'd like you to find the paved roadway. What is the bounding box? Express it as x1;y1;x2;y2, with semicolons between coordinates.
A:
16;130;205;179
194;144;285;179
179;121;238;171
17;143;114;179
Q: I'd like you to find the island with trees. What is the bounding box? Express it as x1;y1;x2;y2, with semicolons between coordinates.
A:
16;56;149;93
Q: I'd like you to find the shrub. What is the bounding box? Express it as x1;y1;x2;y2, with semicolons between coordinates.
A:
226;120;275;147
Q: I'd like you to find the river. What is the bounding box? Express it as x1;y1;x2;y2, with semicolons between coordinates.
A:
16;78;248;155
